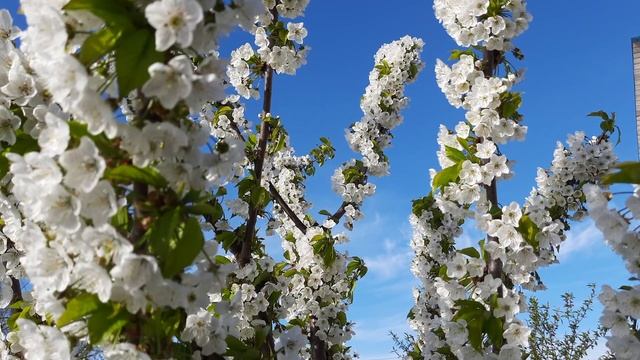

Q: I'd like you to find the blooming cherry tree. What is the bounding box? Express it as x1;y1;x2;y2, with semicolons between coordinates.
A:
0;1;634;359
407;1;621;359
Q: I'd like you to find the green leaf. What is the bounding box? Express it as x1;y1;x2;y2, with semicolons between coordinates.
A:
57;293;101;328
412;194;434;217
105;165;167;188
346;257;368;278
458;247;481;258
453;300;487;321
453;300;489;352
5;132;39;155
0;131;40;177
375;60;392;78
187;203;223;219
215;255;231;265
587;110;610;121
518;215;540;250
79;26;123;65
161;217;205;277
603;162;640;185
467;317;484;352
64;0;137;29
236;178;254;197
432;163;462;190
322;246;337;267
111;207;131;233
445;146;466;163
68;121;121;158
87;304;130;344
485;316;504;348
450;49;475;60
141;308;185;344
225;336;261;360
146;209;204;277
498;92;522;120
8;304;33;331
249;186;271;209
146;207;183;263
217;231;237;251
115;29;163;97
336;311;347;326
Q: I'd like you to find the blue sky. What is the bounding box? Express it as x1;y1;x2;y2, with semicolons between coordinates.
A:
5;1;640;359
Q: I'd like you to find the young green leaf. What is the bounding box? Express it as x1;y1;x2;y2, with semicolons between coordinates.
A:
161;217;205;278
57;293;101;327
79;26;124;65
115;29;163;97
105;165;168;188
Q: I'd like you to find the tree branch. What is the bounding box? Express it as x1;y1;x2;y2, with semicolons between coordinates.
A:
329;201;349;224
482;49;505;298
128;182;149;243
228;116;246;142
268;182;308;233
310;316;328;360
238;65;274;267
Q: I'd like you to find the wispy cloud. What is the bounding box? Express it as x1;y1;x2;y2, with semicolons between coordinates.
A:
364;238;412;280
558;221;602;261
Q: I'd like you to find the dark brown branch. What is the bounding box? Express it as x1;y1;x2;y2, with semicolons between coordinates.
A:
329;201;349;224
268;182;308;233
128;182;149;243
310;317;328;360
238;66;274;267
482;49;505;297
228;116;246;142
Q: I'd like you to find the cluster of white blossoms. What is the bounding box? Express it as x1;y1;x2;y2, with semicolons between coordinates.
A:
0;0;280;358
264;149;356;357
434;54;527;145
585;184;640;359
434;0;532;50
235;35;423;359
331;36;424;230
409;1;622;359
522;132;616;270
407;0;603;357
3;0;626;358
227;0;309;99
410;38;529;360
346;35;425;177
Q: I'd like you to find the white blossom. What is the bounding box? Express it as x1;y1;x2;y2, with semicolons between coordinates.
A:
145;0;204;51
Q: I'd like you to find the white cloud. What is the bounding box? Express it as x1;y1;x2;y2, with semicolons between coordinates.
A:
558;221;602;261
364;238;412;280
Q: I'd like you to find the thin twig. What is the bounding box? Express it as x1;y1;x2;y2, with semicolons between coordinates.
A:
268;182;308;233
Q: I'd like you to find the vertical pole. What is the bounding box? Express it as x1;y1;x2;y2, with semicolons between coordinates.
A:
632;37;640;159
